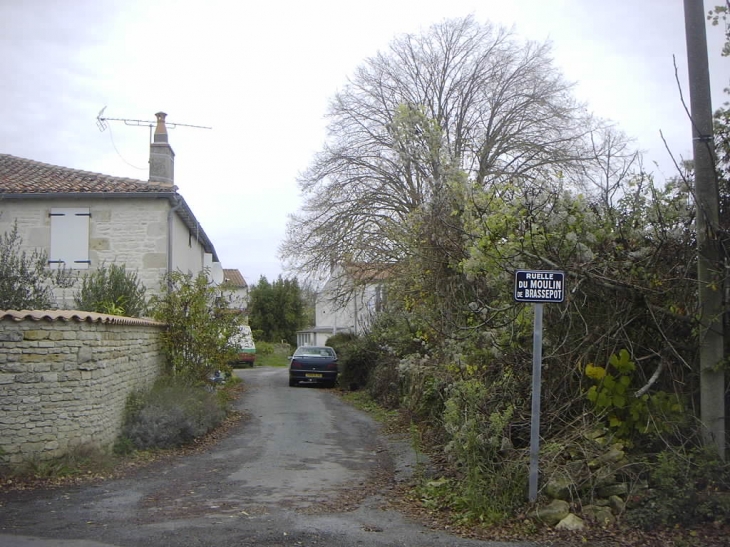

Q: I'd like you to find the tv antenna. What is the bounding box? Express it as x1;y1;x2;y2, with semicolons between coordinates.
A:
96;106;211;138
96;107;212;170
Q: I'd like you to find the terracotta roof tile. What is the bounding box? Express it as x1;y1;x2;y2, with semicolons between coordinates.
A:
0;153;172;194
0;309;164;326
0;153;220;262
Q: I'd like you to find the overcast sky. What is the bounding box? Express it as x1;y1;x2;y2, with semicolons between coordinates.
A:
1;0;728;285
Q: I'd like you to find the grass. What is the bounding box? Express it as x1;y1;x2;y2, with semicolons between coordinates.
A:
340;390;400;425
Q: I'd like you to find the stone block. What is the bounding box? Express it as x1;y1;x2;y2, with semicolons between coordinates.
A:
1;362;25;374
545;474;574;500
556;513;585;531
90;238;110;251
15;373;43;384
23;330;50;341
0;331;23;342
534;499;570;525
143;252;166;269
609;495;626;514
77;346;93;365
20;353;50;363
582;504;616;526
597;483;629;498
0;373;16;384
20;442;45;454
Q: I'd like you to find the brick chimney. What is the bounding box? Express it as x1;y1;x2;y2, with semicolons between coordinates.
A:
149;112;175;186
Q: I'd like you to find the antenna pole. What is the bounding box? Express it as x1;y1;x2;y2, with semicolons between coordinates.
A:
95;108;212;132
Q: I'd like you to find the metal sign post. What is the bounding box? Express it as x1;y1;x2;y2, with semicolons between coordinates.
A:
529;303;544;503
514;270;565;503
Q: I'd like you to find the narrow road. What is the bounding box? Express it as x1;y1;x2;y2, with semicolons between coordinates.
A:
0;367;532;547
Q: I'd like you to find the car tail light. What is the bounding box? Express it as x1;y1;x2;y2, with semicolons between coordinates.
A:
290;359;302;369
326;363;338;370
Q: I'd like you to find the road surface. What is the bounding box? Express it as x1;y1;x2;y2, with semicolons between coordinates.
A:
0;367;533;547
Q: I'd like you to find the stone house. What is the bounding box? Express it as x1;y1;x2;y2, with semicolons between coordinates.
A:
296;263;388;347
0;112;222;308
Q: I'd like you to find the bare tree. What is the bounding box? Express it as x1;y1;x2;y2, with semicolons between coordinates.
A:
281;16;602;279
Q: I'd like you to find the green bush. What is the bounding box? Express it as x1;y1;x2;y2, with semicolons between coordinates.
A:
0;221;73;309
326;333;382;391
119;378;228;450
256;341;274;356
437;377;527;524
150;271;243;384
625;447;730;529
74;263;147;317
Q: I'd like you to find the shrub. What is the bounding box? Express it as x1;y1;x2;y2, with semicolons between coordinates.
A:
150;271;243;384
437;377;527;524
624;447;730;529
120;378;228;450
74;263;147;317
256;341;274;356
0;221;72;309
326;333;382;391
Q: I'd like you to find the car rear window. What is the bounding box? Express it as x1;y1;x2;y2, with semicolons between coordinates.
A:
295;347;335;357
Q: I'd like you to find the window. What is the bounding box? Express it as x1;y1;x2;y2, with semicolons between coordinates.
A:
49;208;90;270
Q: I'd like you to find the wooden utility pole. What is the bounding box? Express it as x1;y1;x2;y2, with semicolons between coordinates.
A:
684;0;725;460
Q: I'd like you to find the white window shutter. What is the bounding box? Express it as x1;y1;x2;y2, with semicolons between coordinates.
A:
50;208;90;270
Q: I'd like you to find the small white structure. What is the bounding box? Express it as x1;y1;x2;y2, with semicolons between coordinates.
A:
0;112;221;307
222;268;249;313
297;263;388;347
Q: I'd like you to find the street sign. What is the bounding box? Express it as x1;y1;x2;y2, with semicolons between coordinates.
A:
514;270;565;303
513;269;565;503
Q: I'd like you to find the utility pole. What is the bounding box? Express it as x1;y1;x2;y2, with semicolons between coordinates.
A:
684;0;725;460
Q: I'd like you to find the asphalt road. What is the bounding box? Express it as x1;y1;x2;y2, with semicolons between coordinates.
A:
0;367;534;547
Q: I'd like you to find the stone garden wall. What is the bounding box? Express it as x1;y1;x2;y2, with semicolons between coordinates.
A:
0;310;164;465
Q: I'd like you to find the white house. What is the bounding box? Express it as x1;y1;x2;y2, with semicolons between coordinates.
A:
0;112;221;308
222;268;249;314
296;263;388;347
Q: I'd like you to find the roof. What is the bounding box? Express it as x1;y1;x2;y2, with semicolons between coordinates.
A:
0;153;219;262
0;309;164;327
342;262;393;283
222;269;247;288
0;153;171;193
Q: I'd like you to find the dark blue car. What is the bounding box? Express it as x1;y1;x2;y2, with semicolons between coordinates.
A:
288;346;338;387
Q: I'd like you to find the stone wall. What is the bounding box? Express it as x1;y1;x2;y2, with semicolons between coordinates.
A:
0;311;164;465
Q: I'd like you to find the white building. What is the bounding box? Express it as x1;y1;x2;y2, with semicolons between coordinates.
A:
296;263;388;347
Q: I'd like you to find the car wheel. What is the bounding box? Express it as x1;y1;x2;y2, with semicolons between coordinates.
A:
289;378;297;387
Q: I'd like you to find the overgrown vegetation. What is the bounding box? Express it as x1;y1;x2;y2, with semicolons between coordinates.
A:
0;221;73;309
150;270;244;384
74;262;147;317
106;271;246;457
8;443;118;481
116;377;230;452
282;14;730;532
623;447;730;530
